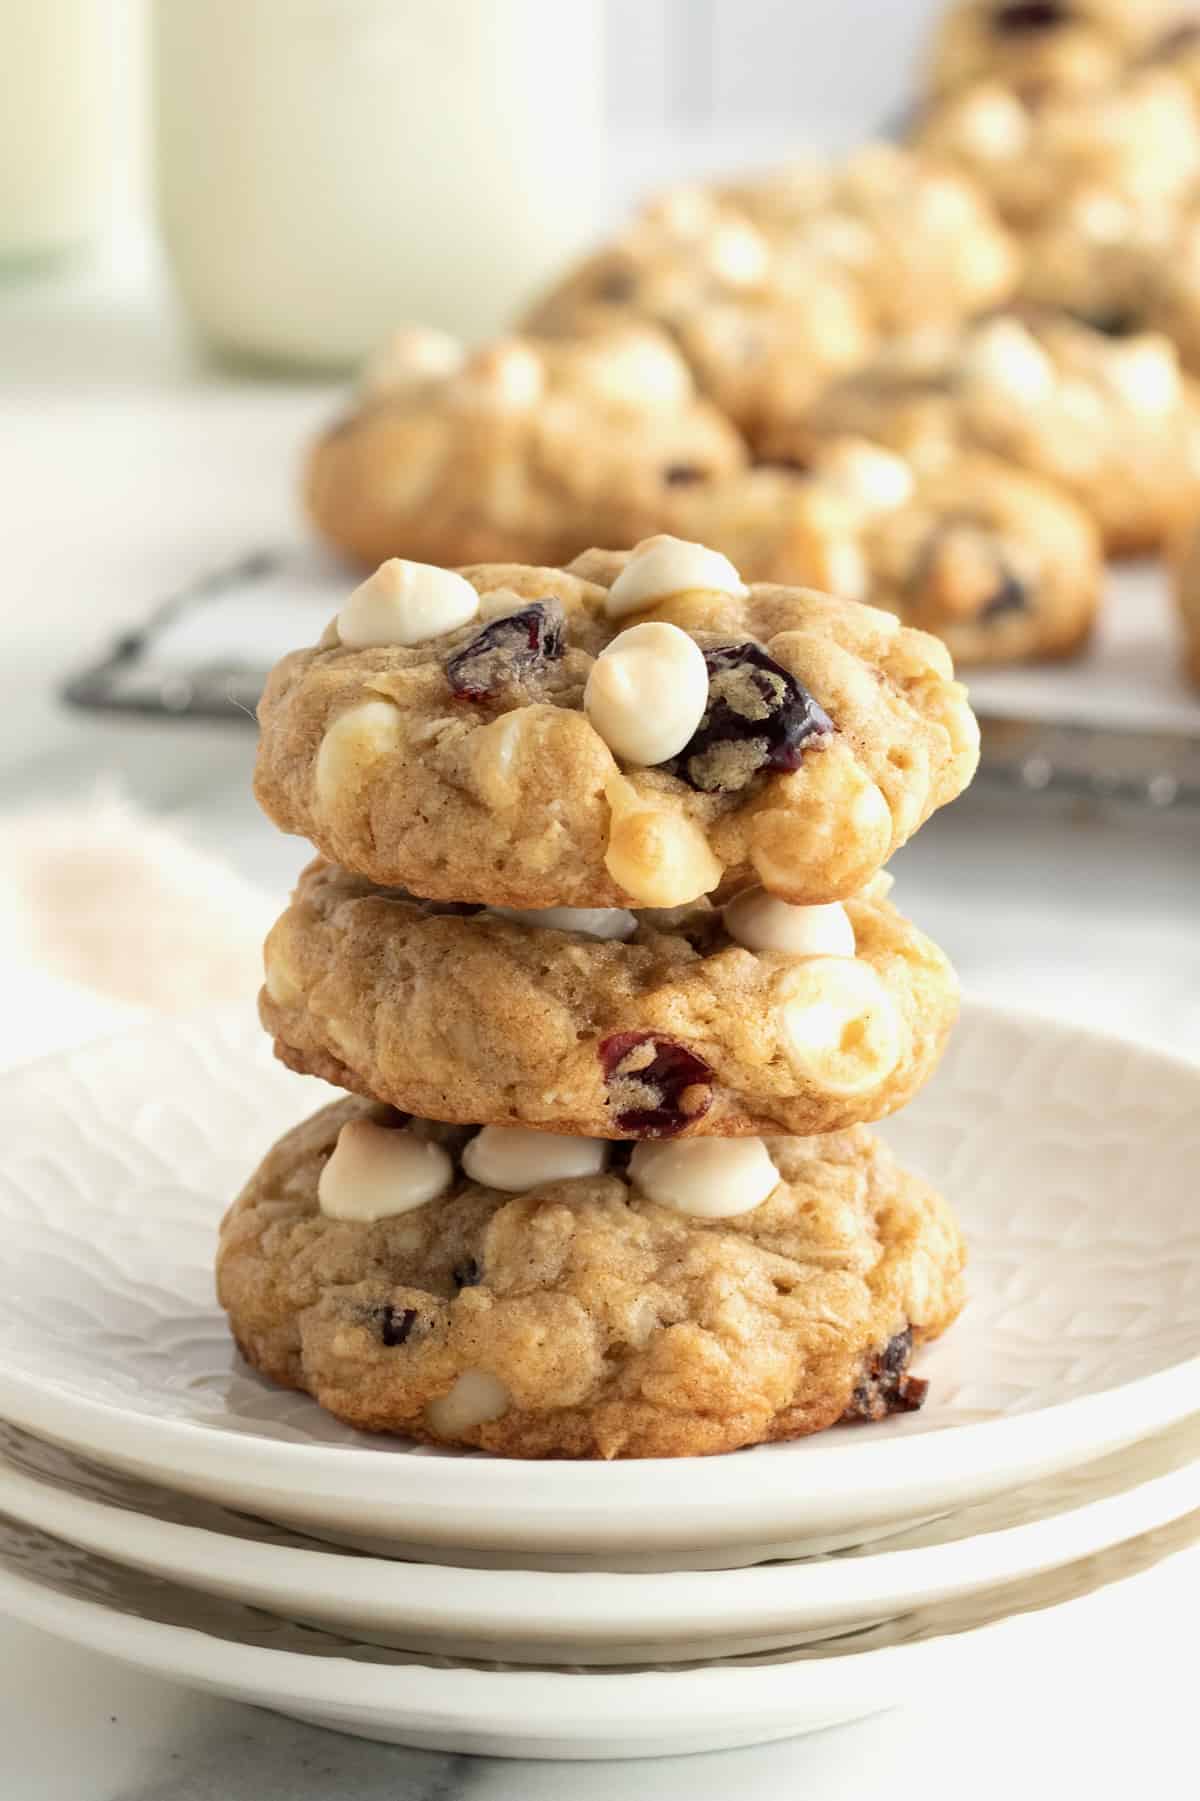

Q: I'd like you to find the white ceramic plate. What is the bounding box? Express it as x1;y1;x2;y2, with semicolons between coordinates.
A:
1;1412;1199;1663
0;1500;1197;1758
0;1008;1197;1566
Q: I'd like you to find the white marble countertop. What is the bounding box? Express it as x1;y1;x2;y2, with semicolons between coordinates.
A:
1;246;1198;1797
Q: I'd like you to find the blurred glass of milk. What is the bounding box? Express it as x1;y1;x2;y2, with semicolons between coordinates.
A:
153;0;605;370
0;1;119;267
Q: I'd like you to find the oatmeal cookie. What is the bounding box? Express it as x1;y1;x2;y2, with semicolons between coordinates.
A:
859;451;1102;664
307;325;746;572
523;150;1016;443
254;545;979;910
769;311;1200;552
925;1;1175;100
308;326;876;588
522;196;876;441
217;1097;966;1458
711;142;1020;337
918;68;1200;233
261;861;956;1140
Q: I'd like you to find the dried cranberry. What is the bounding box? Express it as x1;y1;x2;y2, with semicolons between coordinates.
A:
991;1;1071;33
979;571;1028;622
668;641;832;794
842;1327;929;1422
445;601;565;701
913;523;1029;625
378;1305;419;1347
452;1258;482;1290
599;1032;714;1137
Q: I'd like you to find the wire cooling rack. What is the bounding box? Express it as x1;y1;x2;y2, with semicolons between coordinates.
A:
62;547;1200;811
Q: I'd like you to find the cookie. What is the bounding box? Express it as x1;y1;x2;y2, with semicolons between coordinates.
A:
307;325;745;572
261;860;957;1140
917;69;1200;240
858;451;1103;664
1140;203;1200;377
1017;186;1176;334
925;1;1175;100
308;325;879;589
711;142;1020;338
217;1097;966;1458
522;193;877;442
772;311;1200;553
523;149;1016;444
254;545;979;910
1171;514;1200;684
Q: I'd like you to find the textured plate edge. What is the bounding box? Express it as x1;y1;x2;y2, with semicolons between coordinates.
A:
0;1419;1199;1652
0;999;1198;1548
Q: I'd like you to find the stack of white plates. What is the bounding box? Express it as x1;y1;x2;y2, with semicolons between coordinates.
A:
0;1007;1197;1759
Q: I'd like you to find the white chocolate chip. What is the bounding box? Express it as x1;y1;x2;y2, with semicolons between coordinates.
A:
951;88;1030;161
584;622;708;766
723;889;856;958
1105;339;1181;413
425;1370;510;1436
604;775;724;907
453;339;545;410
315;700;404;813
360;324;464;398
606;535;748;619
575;332;694;411
780;959;901;1097
817;440;914;517
462;1126;608;1192
469;710;526;809
630;1137;780;1219
706;219;771;287
337;559;479;648
961;320;1055;405
487;906;638;940
318;1119;454;1222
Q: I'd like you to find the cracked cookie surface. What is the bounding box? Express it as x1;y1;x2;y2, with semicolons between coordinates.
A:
217;1098;966;1458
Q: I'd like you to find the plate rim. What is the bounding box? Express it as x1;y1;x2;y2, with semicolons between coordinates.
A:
0;1411;1198;1650
0;1512;1184;1737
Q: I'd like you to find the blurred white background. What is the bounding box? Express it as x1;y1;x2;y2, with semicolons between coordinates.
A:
606;0;932;136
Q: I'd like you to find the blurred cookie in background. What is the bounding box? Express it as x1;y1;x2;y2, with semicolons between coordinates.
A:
925;0;1179;101
767;311;1200;554
854;450;1102;665
707;142;1021;337
916;69;1200;230
522;192;876;440
524;148;1018;447
306;324;748;571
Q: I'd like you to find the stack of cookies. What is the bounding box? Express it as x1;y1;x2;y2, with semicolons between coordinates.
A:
219;535;978;1458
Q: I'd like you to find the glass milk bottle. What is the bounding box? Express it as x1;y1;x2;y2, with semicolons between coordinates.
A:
0;0;118;267
153;0;604;369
